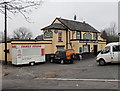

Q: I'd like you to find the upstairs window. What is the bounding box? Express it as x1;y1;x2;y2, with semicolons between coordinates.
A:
76;31;81;39
58;32;62;42
93;33;98;40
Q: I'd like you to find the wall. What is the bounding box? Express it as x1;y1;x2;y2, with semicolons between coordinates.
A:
0;43;2;61
42;18;106;54
0;40;53;61
0;43;11;61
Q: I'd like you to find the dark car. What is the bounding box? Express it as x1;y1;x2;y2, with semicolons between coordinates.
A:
50;49;76;64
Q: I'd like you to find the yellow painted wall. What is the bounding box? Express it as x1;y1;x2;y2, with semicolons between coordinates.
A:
42;18;106;54
0;18;107;61
0;40;53;61
70;41;106;54
0;43;11;61
0;43;2;61
53;19;61;24
52;29;66;53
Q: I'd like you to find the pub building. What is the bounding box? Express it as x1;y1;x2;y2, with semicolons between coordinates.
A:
0;17;106;62
41;17;106;59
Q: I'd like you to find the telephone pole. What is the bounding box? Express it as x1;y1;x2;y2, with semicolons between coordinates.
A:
4;2;7;64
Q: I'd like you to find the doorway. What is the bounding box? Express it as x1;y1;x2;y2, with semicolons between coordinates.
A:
93;45;98;56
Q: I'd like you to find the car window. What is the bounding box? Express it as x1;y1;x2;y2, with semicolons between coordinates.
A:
101;46;110;54
113;45;120;52
55;51;59;55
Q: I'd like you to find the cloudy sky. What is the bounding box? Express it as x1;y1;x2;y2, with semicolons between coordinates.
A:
0;0;118;38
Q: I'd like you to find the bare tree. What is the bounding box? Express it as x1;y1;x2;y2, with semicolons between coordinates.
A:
35;34;43;40
100;30;108;40
0;0;43;64
101;22;119;43
0;31;3;42
12;27;33;40
106;22;117;36
0;31;11;42
0;0;43;22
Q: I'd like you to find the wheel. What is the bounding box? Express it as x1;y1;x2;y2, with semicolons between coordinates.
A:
70;60;74;64
98;59;106;66
29;62;35;66
71;54;75;59
60;59;64;64
50;58;54;63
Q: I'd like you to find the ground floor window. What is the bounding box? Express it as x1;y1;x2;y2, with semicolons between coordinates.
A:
56;46;64;51
79;47;82;53
83;45;90;53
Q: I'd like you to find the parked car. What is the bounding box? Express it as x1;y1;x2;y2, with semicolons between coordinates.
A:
50;49;76;64
96;42;120;66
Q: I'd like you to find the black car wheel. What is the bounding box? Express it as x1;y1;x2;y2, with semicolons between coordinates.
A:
50;58;54;63
60;59;64;64
71;54;75;59
70;60;74;64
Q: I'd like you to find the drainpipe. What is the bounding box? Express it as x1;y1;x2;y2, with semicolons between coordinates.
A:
66;29;68;49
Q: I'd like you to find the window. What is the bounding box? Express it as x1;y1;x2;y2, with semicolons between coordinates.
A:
58;32;62;42
55;51;60;55
83;45;90;53
79;47;82;53
76;32;81;39
93;33;97;40
113;45;120;52
57;46;64;51
101;46;110;54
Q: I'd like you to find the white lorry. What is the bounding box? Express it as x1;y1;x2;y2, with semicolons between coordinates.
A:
96;42;120;66
12;45;45;65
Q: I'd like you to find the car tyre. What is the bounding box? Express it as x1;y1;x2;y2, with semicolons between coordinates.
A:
71;54;75;59
50;58;54;63
60;59;64;64
29;62;35;66
70;60;74;64
98;59;106;66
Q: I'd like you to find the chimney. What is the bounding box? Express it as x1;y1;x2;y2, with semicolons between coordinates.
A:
74;15;76;20
83;21;85;23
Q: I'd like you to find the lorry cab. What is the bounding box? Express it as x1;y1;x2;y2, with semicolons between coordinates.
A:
50;49;76;64
96;42;120;66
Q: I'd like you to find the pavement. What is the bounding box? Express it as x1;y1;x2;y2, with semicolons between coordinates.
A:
1;57;120;90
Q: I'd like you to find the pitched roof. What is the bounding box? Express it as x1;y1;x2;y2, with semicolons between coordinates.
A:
57;18;100;33
41;23;67;30
42;17;100;33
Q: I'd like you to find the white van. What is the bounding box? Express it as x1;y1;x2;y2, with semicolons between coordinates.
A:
96;42;120;66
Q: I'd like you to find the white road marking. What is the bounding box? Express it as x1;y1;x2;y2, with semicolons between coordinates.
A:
42;78;120;82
